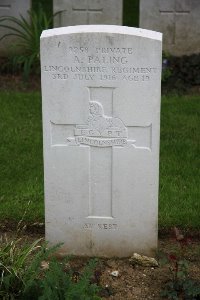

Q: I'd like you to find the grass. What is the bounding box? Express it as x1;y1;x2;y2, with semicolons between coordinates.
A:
0;92;44;222
159;94;200;228
0;92;200;228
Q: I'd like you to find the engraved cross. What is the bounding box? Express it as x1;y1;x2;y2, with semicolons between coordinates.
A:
51;86;152;220
159;0;190;44
0;0;11;10
72;0;103;24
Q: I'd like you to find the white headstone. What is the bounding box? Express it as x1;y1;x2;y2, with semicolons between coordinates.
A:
140;0;200;56
0;0;31;56
40;25;162;257
53;0;122;27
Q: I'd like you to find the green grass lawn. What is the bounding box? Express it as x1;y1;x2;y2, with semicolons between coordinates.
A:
0;92;200;228
159;94;200;228
0;92;44;222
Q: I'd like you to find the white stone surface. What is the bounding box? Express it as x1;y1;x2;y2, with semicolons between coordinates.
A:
40;25;162;257
53;0;122;27
140;0;200;56
0;0;31;56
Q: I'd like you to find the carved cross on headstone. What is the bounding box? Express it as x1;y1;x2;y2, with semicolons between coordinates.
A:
51;87;152;219
0;0;11;11
159;0;190;44
72;0;103;24
57;0;103;26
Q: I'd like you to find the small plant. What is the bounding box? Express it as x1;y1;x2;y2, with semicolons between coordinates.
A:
26;258;101;300
0;5;53;80
160;227;200;300
161;53;200;92
0;236;42;299
0;237;101;299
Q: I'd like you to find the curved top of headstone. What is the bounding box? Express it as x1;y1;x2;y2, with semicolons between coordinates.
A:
41;25;162;41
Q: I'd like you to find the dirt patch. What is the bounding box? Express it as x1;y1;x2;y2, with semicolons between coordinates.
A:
1;229;200;300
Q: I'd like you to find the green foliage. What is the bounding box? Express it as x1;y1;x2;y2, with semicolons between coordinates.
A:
162;53;200;92
0;238;101;300
160;228;200;299
123;0;139;27
0;6;53;80
0;237;42;299
32;0;53;19
25;258;101;300
23;257;101;300
182;280;200;299
161;278;200;300
171;54;200;86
